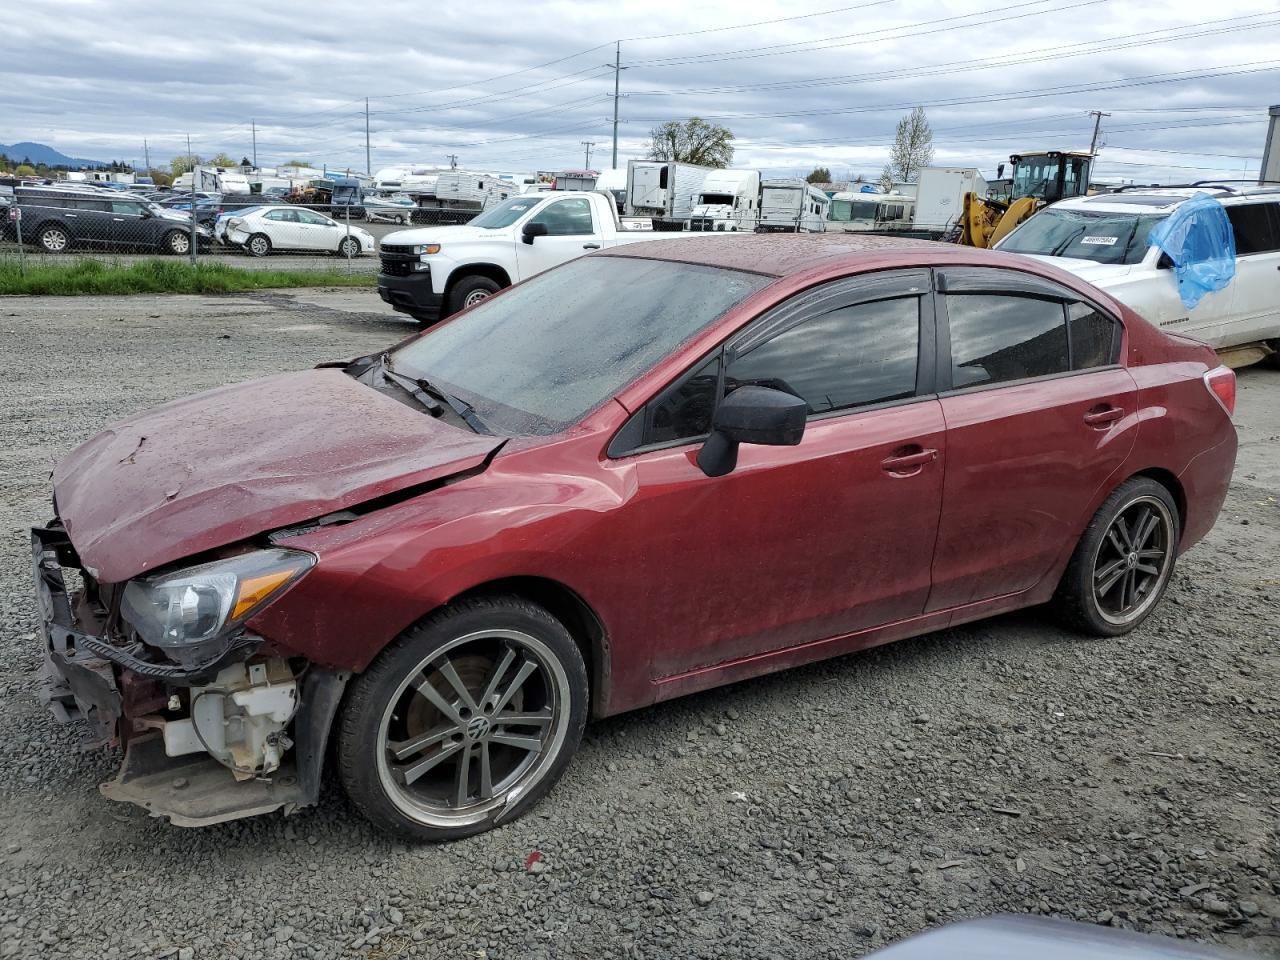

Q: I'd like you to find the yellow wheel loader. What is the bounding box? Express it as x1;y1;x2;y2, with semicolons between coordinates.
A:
959;150;1094;248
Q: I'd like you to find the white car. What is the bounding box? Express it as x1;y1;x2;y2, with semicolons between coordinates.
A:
223;205;377;257
996;186;1280;360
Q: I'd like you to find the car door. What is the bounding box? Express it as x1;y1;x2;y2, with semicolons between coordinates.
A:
262;209;303;249
72;198;115;247
514;197;599;280
108;198;149;248
607;270;947;679
1222;200;1280;346
295;208;339;250
927;267;1138;612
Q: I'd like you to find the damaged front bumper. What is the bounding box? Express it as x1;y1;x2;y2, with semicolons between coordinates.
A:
32;524;346;827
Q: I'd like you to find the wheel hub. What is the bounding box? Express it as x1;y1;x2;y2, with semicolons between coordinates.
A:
466;715;491;740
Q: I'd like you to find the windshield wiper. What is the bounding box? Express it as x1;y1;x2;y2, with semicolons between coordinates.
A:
383;367;445;416
417;378;490;435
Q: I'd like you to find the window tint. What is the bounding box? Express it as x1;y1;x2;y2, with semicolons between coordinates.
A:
1067;302;1117;369
947;294;1068;388
111;200;143;215
297;209;332;225
726;297;920;414
266;209;298;222
645;355;720;445
1226;203;1280;255
534;198;593;236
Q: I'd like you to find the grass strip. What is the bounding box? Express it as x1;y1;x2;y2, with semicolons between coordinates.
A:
0;257;375;295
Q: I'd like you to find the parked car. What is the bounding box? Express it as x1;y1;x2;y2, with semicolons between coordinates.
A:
157;192;223;226
13;186;212;254
221;204;376;257
363;193;418;224
996;185;1280;362
378;190;704;324
34;236;1236;839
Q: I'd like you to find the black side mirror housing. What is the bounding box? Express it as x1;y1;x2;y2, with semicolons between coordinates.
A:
696;385;807;478
522;221;548;245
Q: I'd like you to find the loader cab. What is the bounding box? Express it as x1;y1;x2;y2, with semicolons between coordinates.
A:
1009;151;1093;205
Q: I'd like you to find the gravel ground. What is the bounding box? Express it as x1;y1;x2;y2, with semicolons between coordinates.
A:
0;291;1276;960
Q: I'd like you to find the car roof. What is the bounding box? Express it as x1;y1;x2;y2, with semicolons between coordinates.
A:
597;233;995;278
1052;186;1280;215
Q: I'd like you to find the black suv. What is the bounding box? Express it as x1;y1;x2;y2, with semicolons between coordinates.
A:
14;186;213;254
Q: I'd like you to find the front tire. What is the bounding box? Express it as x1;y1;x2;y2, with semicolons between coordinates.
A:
1052;477;1180;636
164;230;190;256
446;275;502;316
336;596;588;841
337;236;361;258
245;233;271;257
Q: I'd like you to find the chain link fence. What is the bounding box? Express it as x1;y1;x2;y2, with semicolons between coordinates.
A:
0;182;483;277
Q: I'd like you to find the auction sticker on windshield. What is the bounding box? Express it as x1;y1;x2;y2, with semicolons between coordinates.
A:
1081;236;1118;245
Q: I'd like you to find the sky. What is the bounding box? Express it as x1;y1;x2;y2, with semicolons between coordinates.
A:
3;0;1277;183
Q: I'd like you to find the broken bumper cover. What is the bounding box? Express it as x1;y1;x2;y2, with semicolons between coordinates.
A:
31;524;347;827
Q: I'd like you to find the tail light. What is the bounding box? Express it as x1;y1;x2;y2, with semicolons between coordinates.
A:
1203;365;1236;416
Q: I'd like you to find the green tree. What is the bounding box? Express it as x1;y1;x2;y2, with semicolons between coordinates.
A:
171;154;204;176
209;152;237;167
646;118;735;168
805;166;832;184
147;168;174;186
283;159;313;167
884;106;934;184
15;163;36;176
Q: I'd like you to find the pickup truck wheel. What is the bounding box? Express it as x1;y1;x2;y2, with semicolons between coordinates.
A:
447;275;502;315
336;596;588;841
38;224;70;253
245;233;271;257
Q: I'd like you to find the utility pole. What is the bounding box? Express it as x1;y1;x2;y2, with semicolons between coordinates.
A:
581;140;595;169
143;139;150;173
606;41;628;169
446;154;458;169
251;120;257;168
1088;110;1111;155
185;133;196;266
364;98;371;175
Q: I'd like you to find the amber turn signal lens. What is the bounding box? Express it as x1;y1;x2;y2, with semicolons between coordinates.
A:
232;569;298;620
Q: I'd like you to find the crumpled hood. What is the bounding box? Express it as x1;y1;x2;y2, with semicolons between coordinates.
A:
1018;254;1134;287
53;369;503;583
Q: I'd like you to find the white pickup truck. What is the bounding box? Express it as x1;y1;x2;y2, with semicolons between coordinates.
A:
378;191;691;324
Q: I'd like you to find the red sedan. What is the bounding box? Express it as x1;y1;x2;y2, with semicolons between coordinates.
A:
35;236;1237;839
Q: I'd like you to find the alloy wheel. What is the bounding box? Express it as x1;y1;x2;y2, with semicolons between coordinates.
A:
42;228;68;252
375;628;570;829
1091;495;1174;626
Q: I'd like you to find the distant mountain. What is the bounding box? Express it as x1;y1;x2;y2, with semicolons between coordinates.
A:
0;141;108;168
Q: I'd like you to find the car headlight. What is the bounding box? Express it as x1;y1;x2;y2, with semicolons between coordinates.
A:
121;548;315;668
412;244;441;255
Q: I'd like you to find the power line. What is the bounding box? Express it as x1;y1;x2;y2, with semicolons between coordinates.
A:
621;0;901;41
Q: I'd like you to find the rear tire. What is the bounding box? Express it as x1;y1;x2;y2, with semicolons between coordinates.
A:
1051;477;1180;637
38;224;70;253
336;596;588;841
446;275;502;316
245;233;271;257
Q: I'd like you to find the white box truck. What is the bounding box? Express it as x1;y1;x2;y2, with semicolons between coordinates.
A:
757;179;829;232
685;168;761;232
913;167;987;233
625;159;715;230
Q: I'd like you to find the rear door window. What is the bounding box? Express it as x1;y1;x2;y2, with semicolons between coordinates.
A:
1226;202;1280;255
1066;301;1119;369
945;294;1069;388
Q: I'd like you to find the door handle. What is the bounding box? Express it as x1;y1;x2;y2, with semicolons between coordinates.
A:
1083;405;1124;427
881;446;938;476
582;243;601;250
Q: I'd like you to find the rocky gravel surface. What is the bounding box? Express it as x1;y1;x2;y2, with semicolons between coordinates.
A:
0;291;1275;959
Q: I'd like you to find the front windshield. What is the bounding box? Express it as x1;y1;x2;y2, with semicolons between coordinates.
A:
829;199;879;221
998;208;1166;265
762;187;797;206
390;256;771;435
468;196;543;229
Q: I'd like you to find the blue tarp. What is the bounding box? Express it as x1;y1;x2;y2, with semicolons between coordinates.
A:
1146;192;1236;310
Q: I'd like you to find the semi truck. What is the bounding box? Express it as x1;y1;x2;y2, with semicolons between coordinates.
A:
625;159;715;230
684;168;761;232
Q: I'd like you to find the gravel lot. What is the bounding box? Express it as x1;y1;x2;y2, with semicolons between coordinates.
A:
0;291;1276;960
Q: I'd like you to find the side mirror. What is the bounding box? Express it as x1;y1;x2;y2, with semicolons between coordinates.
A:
139;209;153;218
696;385;807;478
522;221;548;244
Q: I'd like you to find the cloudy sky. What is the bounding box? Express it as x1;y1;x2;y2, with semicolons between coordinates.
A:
3;0;1276;183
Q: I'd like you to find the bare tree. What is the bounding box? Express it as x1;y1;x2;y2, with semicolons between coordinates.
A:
646;118;735;168
885;107;934;184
